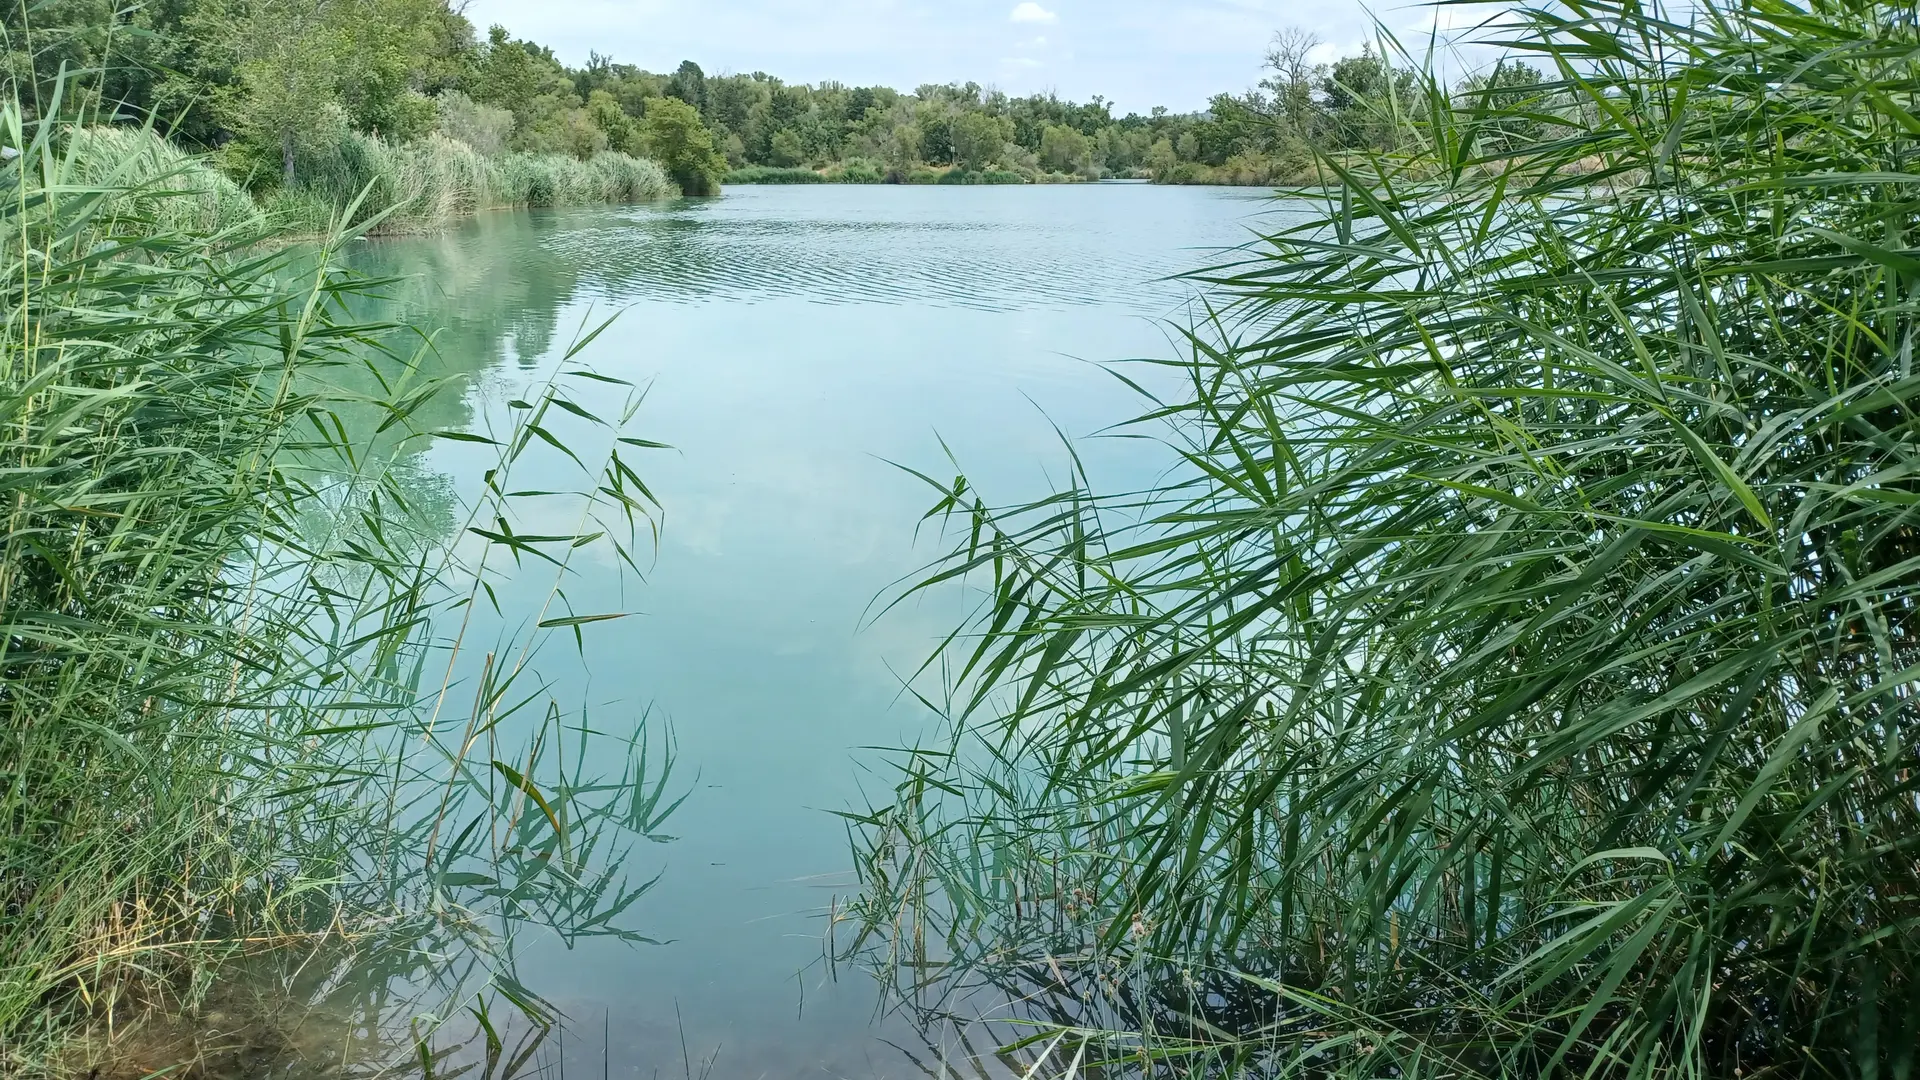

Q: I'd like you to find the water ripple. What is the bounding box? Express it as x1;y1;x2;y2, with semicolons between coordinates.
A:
535;183;1294;317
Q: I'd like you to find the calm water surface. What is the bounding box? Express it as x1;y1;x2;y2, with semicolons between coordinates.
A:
345;183;1282;1077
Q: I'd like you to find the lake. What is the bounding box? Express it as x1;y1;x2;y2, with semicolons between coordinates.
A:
343;182;1281;1077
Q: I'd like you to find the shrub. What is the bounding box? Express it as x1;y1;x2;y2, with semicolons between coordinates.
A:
483;150;670;207
933;167;1030;185
261;185;337;233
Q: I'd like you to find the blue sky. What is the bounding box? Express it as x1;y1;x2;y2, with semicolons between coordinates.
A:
463;0;1493;115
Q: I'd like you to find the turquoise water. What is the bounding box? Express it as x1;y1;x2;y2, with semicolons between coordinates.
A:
345;183;1281;1076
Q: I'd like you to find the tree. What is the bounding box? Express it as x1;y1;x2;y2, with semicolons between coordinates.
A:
1;0;118;115
1320;45;1413;149
952;110;1011;170
1261;27;1322;139
437;90;513;155
665;60;706;114
914;99;955;164
1458;59;1549;148
586;88;635;152
642;95;725;194
768;128;805;167
469;25;568;121
1039;122;1091;174
224;0;346;183
882;120;921;178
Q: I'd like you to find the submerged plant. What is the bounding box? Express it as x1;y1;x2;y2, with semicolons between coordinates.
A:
849;1;1920;1076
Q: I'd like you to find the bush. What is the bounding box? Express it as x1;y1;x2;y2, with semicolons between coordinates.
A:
261;185;337;234
66;126;263;236
934;167;1030;185
272;127;669;231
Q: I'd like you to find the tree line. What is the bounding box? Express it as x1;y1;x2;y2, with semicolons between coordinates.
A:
4;0;1548;197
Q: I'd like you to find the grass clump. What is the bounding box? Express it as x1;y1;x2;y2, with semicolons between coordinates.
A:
278;130;675;232
588;150;676;201
286;129;489;232
66;126;264;235
483;149;674;207
3;96;678;1074
850;1;1920;1077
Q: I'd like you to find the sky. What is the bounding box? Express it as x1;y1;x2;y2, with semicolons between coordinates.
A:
460;0;1506;115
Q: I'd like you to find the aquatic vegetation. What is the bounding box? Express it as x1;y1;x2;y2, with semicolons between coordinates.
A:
848;1;1920;1076
1;97;679;1073
65;125;265;235
278;129;676;232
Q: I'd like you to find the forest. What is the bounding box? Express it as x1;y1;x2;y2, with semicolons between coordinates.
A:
2;0;1535;225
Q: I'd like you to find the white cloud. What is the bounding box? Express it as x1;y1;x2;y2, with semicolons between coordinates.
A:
1010;2;1058;24
1001;56;1045;68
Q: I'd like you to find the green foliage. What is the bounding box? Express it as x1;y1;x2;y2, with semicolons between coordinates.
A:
951;110;1012;171
2;97;681;1068
283;127;486;231
436;89;514;157
725;164;824;184
1038;122;1093;176
825;156;883;183
585;149;674;200
641;95;724;196
481;148;673;206
851;1;1920;1076
67;125;264;234
664;59;706;114
587;88;637;153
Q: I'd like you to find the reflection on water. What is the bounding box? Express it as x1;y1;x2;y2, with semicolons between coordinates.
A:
326;183;1288;1077
541;184;1269;316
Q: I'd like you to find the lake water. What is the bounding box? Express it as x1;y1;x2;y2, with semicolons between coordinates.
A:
344;182;1281;1077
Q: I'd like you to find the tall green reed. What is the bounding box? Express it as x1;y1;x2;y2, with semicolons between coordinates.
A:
276;129;679;235
848;1;1920;1076
2;90;679;1075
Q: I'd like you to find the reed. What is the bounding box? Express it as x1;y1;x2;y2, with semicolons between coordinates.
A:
273;129;676;233
3;92;678;1074
849;1;1920;1077
65;124;264;235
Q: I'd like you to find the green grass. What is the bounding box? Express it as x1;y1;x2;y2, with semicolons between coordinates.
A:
847;1;1920;1077
3;93;680;1074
